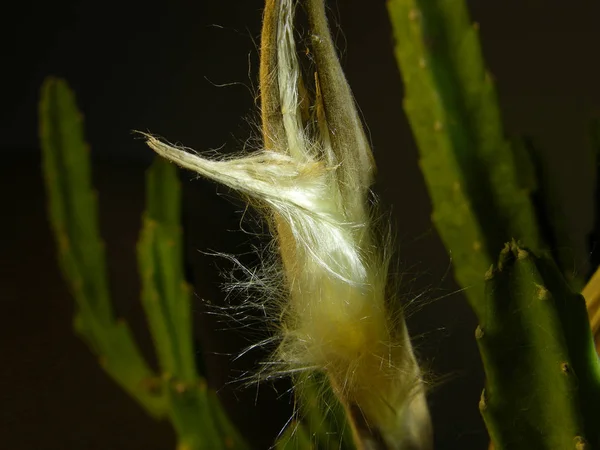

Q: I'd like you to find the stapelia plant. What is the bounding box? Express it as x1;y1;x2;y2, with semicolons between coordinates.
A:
145;0;432;448
42;0;600;448
39;77;247;450
388;0;600;448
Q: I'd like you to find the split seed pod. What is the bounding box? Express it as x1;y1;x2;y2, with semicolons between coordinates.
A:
146;1;432;448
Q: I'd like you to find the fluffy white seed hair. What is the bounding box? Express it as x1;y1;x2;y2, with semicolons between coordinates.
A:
145;0;432;448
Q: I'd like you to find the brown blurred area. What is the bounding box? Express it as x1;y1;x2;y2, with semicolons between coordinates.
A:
3;0;600;448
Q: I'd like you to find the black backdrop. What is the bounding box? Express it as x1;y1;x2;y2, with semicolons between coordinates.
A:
3;0;600;448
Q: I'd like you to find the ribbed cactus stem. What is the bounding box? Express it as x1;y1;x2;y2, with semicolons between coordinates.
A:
138;157;248;450
476;241;600;449
137;158;196;383
39;77;167;417
387;2;600;446
40;76;246;449
387;0;547;306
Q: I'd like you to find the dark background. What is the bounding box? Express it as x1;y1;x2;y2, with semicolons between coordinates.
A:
3;0;600;449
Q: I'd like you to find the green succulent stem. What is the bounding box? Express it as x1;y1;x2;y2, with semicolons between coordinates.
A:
137;157;248;450
40;76;247;450
387;1;600;447
478;242;600;449
39;77;167;417
387;0;549;309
